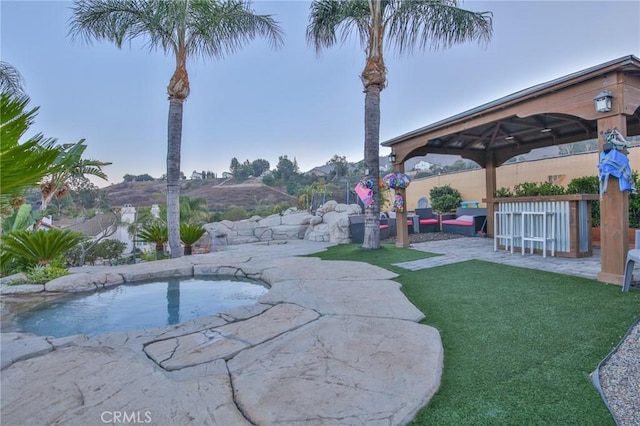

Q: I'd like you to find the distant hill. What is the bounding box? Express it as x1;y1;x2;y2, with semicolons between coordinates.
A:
102;178;295;211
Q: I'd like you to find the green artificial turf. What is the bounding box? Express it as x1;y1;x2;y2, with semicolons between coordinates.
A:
306;243;439;267
309;244;640;425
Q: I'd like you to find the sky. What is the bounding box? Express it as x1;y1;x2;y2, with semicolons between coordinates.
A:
1;1;639;187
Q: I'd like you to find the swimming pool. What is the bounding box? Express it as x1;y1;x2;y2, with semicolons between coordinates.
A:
11;276;269;338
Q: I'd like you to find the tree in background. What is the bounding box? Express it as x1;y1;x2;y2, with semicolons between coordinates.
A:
307;0;492;249
251;159;270;177
273;155;298;182
326;154;349;180
70;0;283;258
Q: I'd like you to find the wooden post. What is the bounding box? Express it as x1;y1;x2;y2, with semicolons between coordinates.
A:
485;153;497;238
596;115;629;285
394;162;410;248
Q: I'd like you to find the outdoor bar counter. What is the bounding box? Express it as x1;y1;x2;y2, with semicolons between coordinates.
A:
484;194;599;258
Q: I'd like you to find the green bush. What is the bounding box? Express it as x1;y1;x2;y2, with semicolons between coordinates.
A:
180;223;206;255
1;229;83;270
495;187;513;198
513;181;565;196
566;175;600;227
629;171;640;228
429;185;462;213
221;206;248;221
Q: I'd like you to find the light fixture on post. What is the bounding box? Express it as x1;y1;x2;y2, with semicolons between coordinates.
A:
388;151;397;164
594;90;613;113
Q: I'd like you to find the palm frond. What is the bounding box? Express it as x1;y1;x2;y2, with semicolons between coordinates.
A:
386;0;492;53
0;94;62;209
1;229;84;266
179;223;206;245
306;0;371;53
137;224;168;244
0;61;26;96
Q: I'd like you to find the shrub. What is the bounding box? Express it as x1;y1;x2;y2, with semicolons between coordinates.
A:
629;171;640;229
495;187;513;197
180;223;206;255
566;175;600;227
221;206;248;221
1;229;83;269
137;224;168;259
513;182;565;197
429;185;462;213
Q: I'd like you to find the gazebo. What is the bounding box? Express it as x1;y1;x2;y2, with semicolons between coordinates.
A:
382;55;640;285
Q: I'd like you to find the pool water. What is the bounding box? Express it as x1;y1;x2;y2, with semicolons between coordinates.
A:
13;276;269;338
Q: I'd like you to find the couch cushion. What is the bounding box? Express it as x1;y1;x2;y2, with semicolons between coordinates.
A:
419;219;438;225
441;219;474;226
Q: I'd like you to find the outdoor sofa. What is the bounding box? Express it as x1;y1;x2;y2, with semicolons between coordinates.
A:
440;207;487;237
349;215;391;243
414;208;440;232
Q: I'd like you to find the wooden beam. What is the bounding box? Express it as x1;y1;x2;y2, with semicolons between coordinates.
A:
485;153;497;238
394;162;410;248
596;115;630;285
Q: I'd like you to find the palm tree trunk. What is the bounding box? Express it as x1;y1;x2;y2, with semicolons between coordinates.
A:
167;98;183;258
362;84;381;249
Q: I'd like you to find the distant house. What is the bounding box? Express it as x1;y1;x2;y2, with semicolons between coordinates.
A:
221;171;233;179
306;165;334;177
190;171;203;180
58;204;154;254
413;160;433;171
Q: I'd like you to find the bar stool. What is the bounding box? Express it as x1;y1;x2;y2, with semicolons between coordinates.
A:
521;211;555;257
494;211;514;253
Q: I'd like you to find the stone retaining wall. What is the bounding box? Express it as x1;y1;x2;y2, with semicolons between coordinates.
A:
203;201;362;247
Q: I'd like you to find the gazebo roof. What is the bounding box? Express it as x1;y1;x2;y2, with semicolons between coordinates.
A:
382;55;640;167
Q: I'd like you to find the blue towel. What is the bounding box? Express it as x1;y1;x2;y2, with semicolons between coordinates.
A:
598;149;635;194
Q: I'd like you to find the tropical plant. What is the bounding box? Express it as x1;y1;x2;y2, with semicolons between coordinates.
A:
0;229;84;268
180;223;206;255
0;93;62;219
307;0;492;249
179;196;211;225
430;184;462;213
0;61;25;96
69;0;284;258
137;223;168;259
38;141;111;211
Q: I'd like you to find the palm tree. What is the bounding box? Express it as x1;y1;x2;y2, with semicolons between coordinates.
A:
0;61;25;96
38;141;111;211
137;223;168;260
179;196;211;225
1;229;84;267
69;0;284;258
180;223;206;255
307;0;492;249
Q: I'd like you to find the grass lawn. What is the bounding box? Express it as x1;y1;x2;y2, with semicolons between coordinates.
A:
309;244;640;425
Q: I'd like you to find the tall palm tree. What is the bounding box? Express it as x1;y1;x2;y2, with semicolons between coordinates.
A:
307;0;492;249
69;0;284;258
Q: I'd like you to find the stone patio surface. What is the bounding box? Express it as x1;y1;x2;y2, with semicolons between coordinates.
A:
0;241;443;426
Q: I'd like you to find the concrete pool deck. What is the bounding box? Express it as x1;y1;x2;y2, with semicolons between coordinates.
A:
2;237;635;425
0;240;443;426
